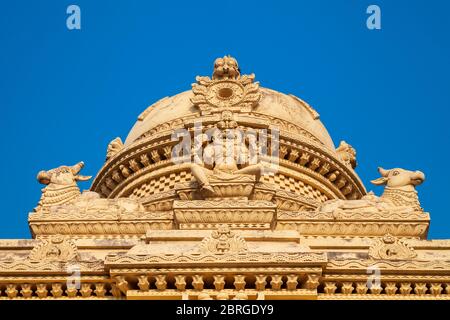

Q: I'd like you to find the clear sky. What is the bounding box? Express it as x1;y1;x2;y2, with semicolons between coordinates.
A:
0;0;449;239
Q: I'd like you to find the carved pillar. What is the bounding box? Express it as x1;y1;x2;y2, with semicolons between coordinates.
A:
115;276;129;295
430;283;443;296
369;284;382;295
445;283;450;295
21;284;33;298
355;282;368;294
94;283;106;297
192;275;204;290
80;283;93;298
234;275;246;291
341;282;354;294
270;275;283;290
175;275;186;291
414;283;428;295
286;274;298;290
304;274;320;290
36;284;48;298
51;283;63;298
66;285;78;298
255;275;267;291
213;275;225;291
399;283;412;295
155;275;167;290
324;282;337;294
110;283;122;298
385;282;398;295
138;275;150;291
6;284;18;298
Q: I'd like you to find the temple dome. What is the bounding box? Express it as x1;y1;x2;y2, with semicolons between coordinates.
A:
92;56;365;204
124;88;335;151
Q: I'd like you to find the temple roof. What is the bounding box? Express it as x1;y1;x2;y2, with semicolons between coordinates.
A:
125;88;335;151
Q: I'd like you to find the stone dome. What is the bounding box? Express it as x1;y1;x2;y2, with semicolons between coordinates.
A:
124;88;335;151
91;56;365;208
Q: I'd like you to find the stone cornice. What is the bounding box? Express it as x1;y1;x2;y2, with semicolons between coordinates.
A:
105;252;328;268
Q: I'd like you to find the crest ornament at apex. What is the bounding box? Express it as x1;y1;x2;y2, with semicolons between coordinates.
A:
191;55;261;115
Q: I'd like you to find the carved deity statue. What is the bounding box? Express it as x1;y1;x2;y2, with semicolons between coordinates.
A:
188;126;266;195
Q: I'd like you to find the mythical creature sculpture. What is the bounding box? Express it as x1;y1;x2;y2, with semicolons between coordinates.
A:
106;137;124;160
35;162;91;211
336;140;357;169
212;55;240;80
35;161;144;214
317;167;425;215
191;55;260;114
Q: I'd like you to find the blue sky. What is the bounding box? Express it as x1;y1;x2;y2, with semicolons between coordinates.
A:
0;0;449;239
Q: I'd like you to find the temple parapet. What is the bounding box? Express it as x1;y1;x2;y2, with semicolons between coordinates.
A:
0;56;449;300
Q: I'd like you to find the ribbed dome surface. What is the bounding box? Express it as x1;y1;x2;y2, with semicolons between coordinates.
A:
125;88;335;151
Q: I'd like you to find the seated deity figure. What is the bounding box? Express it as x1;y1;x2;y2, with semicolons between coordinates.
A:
189;128;265;194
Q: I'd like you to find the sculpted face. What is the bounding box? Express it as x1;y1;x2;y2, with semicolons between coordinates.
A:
212;56;240;80
37;162;92;186
371;167;425;189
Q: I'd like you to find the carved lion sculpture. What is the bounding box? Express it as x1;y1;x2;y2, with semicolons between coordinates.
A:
317;167;425;215
212;55;240;80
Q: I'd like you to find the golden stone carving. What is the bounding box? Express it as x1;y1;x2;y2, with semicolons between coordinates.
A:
191;56;261;115
317;167;425;215
35;162;91;212
199;225;248;253
0;56;449;300
106;137;124;160
28;235;79;262
336;141;357;169
369;234;417;260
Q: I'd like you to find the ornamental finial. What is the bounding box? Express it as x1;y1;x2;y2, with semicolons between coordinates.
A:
191;55;260;115
212;55;240;80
